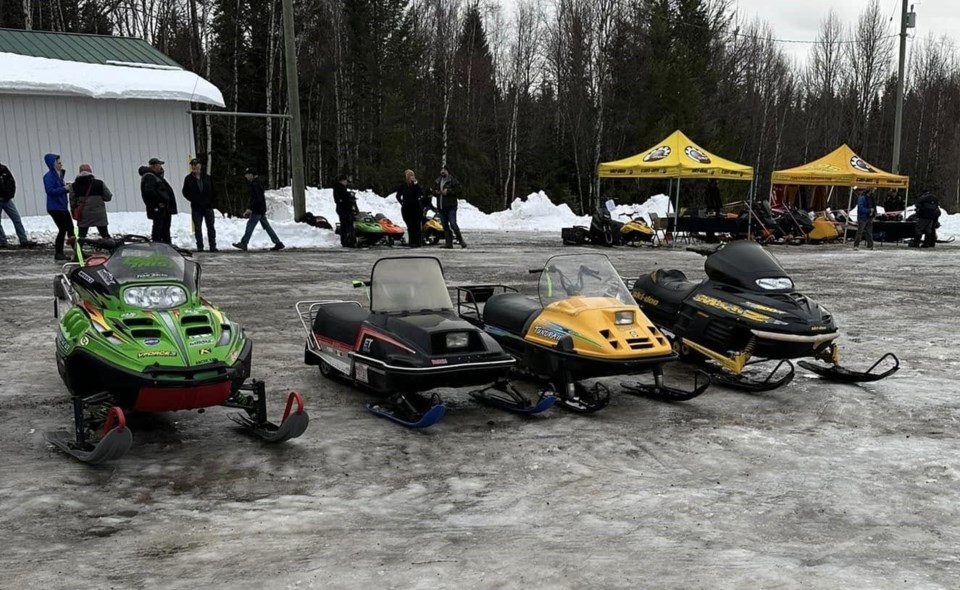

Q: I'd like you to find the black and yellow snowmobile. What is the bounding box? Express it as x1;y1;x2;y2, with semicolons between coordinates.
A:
630;240;899;391
457;253;709;412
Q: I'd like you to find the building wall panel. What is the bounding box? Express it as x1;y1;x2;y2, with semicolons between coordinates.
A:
0;95;197;217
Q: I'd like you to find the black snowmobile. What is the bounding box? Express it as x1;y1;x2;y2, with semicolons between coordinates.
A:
630;240;899;391
562;205;617;247
296;256;547;428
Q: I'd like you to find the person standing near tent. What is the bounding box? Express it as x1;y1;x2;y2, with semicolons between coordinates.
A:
433;165;466;249
852;188;875;250
333;174;356;248
182;158;218;252
69;164;112;239
140;157;177;244
396;169;424;248
233;168;285;251
913;191;941;248
0;161;37;249
43;153;73;261
705;178;723;214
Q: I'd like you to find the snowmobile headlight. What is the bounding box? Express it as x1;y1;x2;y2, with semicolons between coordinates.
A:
755;278;793;290
445;332;470;349
614;310;635;325
123;285;188;309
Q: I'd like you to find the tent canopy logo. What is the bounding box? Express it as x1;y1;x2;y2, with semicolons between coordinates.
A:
850;155;876;173
684;146;711;164
643;146;671;162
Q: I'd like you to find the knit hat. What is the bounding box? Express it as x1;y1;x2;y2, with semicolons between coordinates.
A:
404;169;416;180
78;163;93;176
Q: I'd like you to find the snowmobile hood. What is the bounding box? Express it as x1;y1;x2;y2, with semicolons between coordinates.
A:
375;310;504;356
704;241;792;293
692;282;837;335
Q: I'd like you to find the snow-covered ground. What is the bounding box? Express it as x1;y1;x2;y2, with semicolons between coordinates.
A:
10;187;960;249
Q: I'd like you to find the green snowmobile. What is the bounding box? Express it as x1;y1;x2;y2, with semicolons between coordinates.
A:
48;235;309;463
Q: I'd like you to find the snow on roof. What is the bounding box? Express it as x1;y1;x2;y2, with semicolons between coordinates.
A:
0;51;224;107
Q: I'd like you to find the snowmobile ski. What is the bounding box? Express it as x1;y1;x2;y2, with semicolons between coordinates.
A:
365;393;446;429
554;381;612;414
226;384;310;443
45;405;132;464
708;359;796;393
621;368;711;401
469;380;557;415
797;353;899;383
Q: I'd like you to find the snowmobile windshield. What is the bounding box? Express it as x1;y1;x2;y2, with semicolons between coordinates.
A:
104;243;191;288
538;254;634;307
704;240;793;292
370;257;453;313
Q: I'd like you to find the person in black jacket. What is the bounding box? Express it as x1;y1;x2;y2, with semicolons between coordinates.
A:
182;158;218;251
140;157;177;244
69;163;113;238
913;191;941;248
233;168;285;251
396;169;425;247
0;161;37;248
432;166;466;248
332;174;356;248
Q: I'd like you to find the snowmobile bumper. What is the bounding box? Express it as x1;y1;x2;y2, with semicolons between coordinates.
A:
351;353;515;393
750;329;839;345
63;338;253;410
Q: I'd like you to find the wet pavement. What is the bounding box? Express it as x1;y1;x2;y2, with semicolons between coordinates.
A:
1;233;958;589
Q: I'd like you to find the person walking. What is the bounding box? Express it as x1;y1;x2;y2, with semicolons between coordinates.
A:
433;165;466;249
69;164;113;239
333;175;356;248
182;158;218;251
43;153;73;261
0;161;37;248
140;157;177;244
852;188;875;250
233;168;285;251
396;169;425;248
913;191;941;248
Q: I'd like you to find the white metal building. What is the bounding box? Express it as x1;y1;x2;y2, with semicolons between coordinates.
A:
0;29;223;217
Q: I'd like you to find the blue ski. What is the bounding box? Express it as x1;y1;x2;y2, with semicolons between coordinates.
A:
365;402;446;429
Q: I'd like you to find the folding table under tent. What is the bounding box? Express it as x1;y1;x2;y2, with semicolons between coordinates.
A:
771;144;910;242
597;130;755;243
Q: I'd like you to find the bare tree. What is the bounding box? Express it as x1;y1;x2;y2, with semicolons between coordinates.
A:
845;0;894;146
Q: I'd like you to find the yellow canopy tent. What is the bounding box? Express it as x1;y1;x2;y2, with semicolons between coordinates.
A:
771;144;910;243
598;130;755;241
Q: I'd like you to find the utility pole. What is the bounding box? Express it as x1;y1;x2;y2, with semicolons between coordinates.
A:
281;0;306;220
892;1;914;174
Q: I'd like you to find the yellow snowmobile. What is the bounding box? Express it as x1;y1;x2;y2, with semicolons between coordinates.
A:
616;213;656;245
457;253;709;412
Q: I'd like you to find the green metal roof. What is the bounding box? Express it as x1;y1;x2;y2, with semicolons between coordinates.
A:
0;28;182;68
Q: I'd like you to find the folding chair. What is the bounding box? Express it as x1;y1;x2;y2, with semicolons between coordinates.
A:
648;212;669;247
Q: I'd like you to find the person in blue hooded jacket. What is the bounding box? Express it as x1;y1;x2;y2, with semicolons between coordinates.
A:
44;153;73;260
852;188;875;250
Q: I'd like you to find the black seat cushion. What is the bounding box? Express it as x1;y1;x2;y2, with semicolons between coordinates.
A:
483;293;542;336
636;269;698;307
313;302;370;346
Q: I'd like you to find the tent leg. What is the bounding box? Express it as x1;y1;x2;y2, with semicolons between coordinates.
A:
673;178;681;248
843;186;854;244
747;179;755;241
903;186;910;219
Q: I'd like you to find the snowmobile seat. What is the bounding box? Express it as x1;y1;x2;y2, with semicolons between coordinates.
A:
312;302;370;346
483;293;543;336
638;269;698;307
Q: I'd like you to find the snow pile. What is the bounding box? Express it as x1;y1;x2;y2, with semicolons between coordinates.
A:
13;187;956;250
270;188;592;231
0;52;224;107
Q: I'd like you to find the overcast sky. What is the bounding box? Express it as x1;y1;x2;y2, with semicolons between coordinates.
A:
731;0;959;64
493;0;958;66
